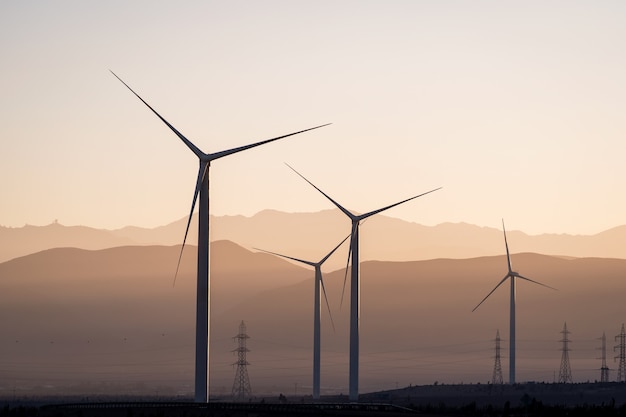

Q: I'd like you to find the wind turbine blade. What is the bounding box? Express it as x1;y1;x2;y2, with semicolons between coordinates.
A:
173;162;208;286
359;187;442;220
319;234;351;265
210;124;331;161
516;274;558;291
252;248;316;268
110;70;205;159
320;275;336;333
340;223;358;310
285;163;355;219
472;274;510;312
502;219;513;273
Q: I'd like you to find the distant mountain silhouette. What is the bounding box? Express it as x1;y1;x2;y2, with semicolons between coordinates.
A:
2;243;626;396
3;210;626;266
0;222;135;264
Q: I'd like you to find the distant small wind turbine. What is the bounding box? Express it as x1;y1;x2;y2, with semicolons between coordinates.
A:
255;235;349;399
472;219;556;385
111;71;330;403
286;164;441;401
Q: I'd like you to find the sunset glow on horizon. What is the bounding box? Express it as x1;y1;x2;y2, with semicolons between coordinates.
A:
2;1;625;236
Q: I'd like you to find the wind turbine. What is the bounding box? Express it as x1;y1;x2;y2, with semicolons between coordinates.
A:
472;219;556;385
111;71;330;402
286;164;441;401
255;235;349;399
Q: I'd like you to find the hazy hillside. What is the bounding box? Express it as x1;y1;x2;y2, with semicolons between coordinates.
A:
2;244;626;397
4;210;626;267
226;252;626;394
0;241;311;396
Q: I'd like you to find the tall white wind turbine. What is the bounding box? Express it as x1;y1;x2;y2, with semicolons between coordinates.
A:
255;235;349;399
472;219;556;385
287;164;440;401
112;71;329;402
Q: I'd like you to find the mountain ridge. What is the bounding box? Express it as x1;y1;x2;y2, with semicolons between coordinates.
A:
3;210;626;267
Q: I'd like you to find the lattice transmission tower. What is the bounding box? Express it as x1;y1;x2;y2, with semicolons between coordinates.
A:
231;320;252;400
492;329;503;385
615;324;626;382
558;322;573;383
599;332;610;383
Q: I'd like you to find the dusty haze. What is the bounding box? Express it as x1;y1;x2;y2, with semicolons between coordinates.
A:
2;242;625;396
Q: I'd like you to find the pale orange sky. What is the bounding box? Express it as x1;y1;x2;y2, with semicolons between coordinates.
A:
1;1;625;235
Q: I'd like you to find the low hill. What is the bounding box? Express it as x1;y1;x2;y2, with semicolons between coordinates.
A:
2;245;626;397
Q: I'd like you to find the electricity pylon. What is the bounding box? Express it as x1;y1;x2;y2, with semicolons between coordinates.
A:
232;320;252;400
615;324;626;382
599;332;610;383
492;330;504;385
558;322;573;383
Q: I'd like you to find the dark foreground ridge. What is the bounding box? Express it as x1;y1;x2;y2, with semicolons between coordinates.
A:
361;381;626;408
5;399;626;417
3;383;626;416
38;402;415;417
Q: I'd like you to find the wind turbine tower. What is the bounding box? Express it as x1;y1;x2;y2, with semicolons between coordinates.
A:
600;332;610;383
112;72;329;402
558;322;573;383
473;220;556;385
615;324;626;382
287;164;440;401
255;235;349;399
492;330;504;385
232;320;252;401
